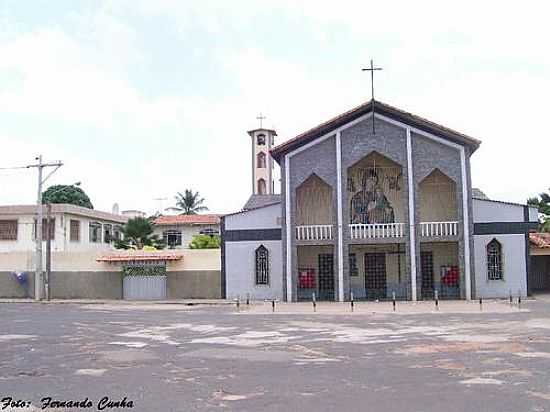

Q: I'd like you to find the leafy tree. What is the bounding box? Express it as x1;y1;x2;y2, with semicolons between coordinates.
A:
528;188;550;232
189;234;220;249
174;190;208;215
42;184;93;209
115;217;165;250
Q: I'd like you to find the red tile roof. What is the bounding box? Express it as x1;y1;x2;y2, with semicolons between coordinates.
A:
530;233;550;249
97;251;183;262
153;214;221;226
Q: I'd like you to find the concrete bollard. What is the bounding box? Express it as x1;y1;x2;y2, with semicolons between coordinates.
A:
392;291;396;312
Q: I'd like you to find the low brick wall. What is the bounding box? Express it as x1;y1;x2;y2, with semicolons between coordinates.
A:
0;250;221;300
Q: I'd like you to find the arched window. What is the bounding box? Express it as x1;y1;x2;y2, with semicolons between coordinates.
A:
487;239;503;280
257;152;266;168
257;178;266;194
255;245;269;285
257;134;266;145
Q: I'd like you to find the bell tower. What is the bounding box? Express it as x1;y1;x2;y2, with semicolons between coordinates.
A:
248;116;276;195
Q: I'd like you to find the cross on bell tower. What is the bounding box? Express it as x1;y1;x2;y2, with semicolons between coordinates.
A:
248;115;277;195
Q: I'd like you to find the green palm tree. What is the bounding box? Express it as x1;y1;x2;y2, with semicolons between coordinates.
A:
115;217;164;250
175;190;208;215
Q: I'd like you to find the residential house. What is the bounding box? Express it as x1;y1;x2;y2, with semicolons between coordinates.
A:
153;214;221;249
0;204;127;253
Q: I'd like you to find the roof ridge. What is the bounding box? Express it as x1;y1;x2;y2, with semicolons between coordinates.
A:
270;99;481;161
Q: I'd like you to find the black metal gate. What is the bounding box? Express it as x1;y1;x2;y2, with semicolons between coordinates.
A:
421;252;434;299
318;253;335;301
365;253;386;300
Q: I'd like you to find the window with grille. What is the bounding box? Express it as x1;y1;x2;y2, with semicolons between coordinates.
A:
163;230;182;248
255;245;269;285
33;218;55;240
487;239;503;280
349;253;358;276
199;228;219;236
0;220;17;241
89;222;102;243
103;224;112;243
70;220;80;242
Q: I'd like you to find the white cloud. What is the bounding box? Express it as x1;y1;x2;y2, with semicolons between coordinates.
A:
1;0;549;215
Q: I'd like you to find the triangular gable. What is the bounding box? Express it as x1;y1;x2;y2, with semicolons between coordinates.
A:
270;99;481;163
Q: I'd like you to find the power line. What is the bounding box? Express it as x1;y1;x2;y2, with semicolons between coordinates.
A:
0;165;31;170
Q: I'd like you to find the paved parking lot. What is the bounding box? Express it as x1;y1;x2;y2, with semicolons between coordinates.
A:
1;299;550;411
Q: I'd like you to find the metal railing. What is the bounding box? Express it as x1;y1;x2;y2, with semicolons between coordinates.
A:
349;223;405;239
295;224;333;241
419;221;459;237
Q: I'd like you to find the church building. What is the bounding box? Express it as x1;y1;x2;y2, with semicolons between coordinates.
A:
222;100;538;302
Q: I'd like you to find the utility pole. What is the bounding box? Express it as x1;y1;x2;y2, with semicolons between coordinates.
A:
26;156;63;301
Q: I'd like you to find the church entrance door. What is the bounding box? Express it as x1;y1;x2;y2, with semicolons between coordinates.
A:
421;252;434;299
318;253;335;301
365;253;387;300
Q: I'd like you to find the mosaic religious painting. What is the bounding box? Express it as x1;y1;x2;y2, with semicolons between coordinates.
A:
348;165;402;224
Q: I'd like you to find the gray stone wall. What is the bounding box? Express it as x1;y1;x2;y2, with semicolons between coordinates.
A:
279;115;473;301
286;135;338;301
412;132;468;298
50;271;122;299
0;271;35;298
167;270;221;299
341;117;410;299
0;270;221;299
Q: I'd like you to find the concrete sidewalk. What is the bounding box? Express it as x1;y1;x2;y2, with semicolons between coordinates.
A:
240;299;528;315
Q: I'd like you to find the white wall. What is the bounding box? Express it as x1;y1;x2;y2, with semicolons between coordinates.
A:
225;203;281;230
529;207;539;222
474;234;527;298
473;199;525;223
0;213;120;253
0;249;220;272
225;240;283;300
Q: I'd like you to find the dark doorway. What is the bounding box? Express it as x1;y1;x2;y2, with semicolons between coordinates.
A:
365;253;386;300
421;252;434;299
318;253;335;301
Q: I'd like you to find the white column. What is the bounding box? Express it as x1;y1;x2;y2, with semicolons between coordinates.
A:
406;128;418;301
460;149;472;300
285;154;293;302
336;132;344;302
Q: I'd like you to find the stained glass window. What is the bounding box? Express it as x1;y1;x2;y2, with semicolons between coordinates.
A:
487;239;503;280
255;245;269;285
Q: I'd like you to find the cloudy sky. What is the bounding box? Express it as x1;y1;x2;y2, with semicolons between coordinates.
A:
0;1;548;215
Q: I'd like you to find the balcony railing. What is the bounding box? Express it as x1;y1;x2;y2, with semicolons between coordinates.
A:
296;224;333;241
349;223;405;239
420;221;459;237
